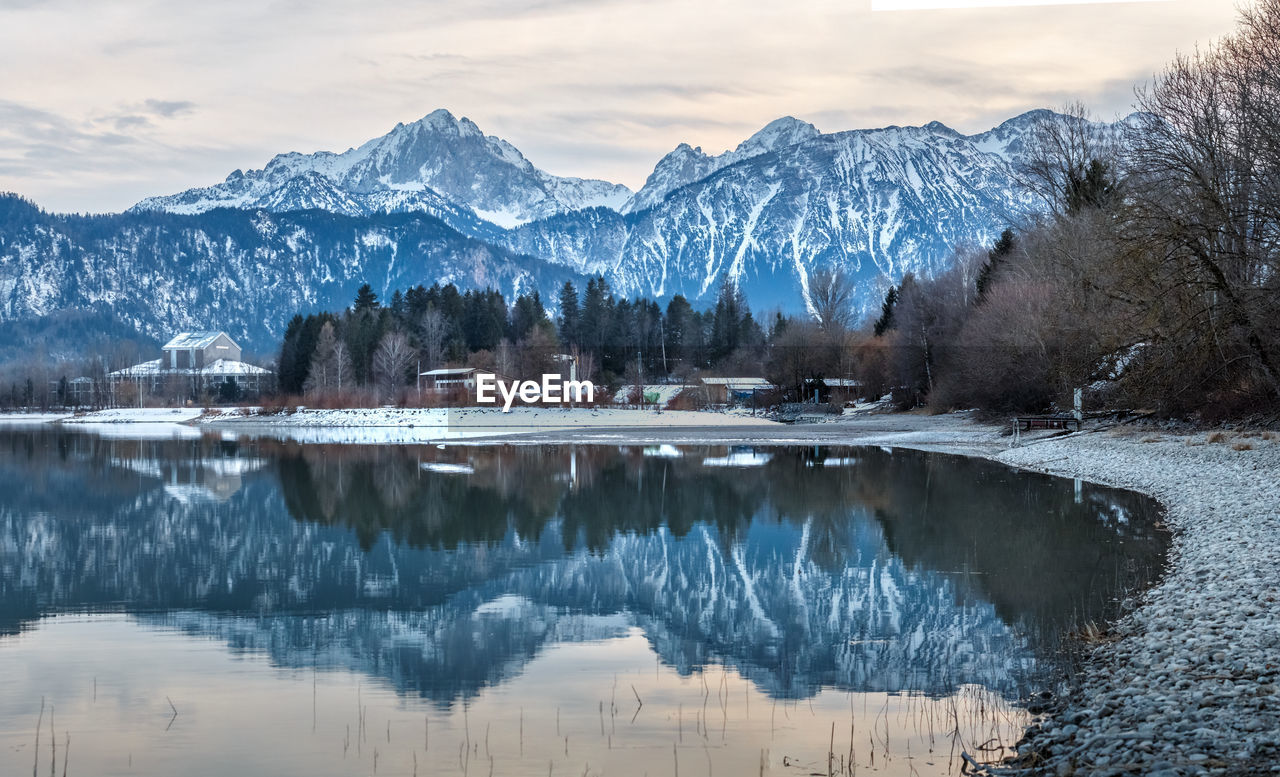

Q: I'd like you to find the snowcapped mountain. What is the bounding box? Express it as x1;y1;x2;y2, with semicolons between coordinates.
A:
505;115;1056;312
622;116;820;214
0;195;582;352
0;108;1127;352
134;107;1084;314
133;109;631;228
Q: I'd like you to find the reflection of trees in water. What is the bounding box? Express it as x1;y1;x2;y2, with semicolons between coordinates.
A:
267;441;1167;653
270;443;567;551
0;430;1169;700
271;444;875;556
846;448;1167;641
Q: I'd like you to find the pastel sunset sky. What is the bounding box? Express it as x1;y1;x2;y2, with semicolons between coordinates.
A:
0;0;1241;213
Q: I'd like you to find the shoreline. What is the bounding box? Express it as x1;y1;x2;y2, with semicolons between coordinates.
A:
489;414;1278;775
3;408;1277;772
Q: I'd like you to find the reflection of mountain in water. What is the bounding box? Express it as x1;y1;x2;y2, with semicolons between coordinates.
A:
0;431;1167;704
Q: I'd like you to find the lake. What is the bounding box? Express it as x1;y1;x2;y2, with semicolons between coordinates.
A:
0;427;1168;776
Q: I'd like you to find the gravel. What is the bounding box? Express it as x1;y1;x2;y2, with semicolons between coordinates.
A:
985;427;1280;776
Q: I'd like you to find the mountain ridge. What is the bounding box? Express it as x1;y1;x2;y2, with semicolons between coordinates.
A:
1;108;1125;353
133;108;632;228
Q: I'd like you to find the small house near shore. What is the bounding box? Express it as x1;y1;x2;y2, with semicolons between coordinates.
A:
420;367;488;392
803;377;864;405
699;377;775;405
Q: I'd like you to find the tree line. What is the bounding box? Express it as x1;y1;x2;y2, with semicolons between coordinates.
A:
274;275;773;403
844;1;1280;420
6;3;1277;419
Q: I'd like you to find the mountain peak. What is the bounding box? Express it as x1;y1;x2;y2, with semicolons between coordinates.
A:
736;116;820;155
405;108;485;139
923;120;959;136
623;116;821;213
422;107;457;124
134;108;627;226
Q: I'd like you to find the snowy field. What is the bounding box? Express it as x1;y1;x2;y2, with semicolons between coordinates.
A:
1;406;780;444
0;408;208;438
204;406;780;443
61;407;207;424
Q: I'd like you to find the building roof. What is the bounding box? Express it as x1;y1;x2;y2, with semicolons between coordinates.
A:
700;377;775;389
163;331;235;350
110;359;164;377
109;358;271;378
421;367;484;377
203;359;272;376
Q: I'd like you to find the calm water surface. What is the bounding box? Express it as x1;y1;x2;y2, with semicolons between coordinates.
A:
0;428;1168;776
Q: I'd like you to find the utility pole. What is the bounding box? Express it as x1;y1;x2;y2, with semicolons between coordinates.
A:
659;318;668;374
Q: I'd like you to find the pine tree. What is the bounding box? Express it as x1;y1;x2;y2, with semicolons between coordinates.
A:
353;283;380;313
1065;159;1118;213
277;314;307;394
580;276;609;352
976;228;1016;301
664;295;694;365
873;285;899;336
710;277;748;362
558;282;579;347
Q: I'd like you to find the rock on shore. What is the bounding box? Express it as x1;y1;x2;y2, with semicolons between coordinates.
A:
991;429;1280;776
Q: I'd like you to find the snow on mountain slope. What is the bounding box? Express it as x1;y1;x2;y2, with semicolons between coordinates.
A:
623;116;820;214
133;109;631;228
0;196;582;351
1;108;1120;345
507;118;1047;314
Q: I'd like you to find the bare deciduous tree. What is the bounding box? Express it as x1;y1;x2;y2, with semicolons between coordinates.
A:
1020;101;1122;218
807;267;856;333
417;308;448;371
372;330;415;401
1122;4;1280;405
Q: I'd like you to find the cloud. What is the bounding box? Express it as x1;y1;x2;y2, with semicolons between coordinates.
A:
0;0;1242;212
873;0;1168;8
143;99;196;118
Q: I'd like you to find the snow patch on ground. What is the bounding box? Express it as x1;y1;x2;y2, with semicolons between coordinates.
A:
204;407;780;443
61;408;207;424
0;413;70;424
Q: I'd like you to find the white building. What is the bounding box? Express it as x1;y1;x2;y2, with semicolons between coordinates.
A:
420;367;487;392
109;331;272;397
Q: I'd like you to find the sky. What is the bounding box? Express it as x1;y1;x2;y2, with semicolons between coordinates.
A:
0;0;1243;214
